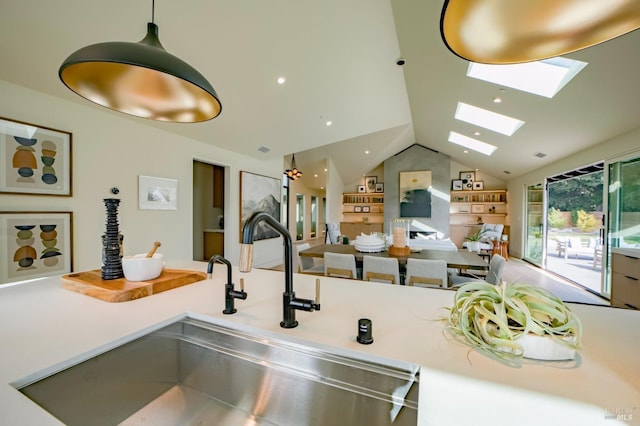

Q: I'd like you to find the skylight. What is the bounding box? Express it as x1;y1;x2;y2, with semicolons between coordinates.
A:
455;102;524;136
448;131;497;156
467;57;588;98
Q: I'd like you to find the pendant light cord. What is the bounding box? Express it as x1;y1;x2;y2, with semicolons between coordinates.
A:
151;0;155;23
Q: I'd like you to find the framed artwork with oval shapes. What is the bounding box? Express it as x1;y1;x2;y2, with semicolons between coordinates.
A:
0;211;73;285
0;116;72;196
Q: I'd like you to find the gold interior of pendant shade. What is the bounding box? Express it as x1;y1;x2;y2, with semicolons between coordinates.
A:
441;0;640;64
59;23;221;123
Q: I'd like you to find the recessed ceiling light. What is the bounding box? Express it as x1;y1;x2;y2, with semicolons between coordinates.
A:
276;76;286;85
448;131;497;156
463;150;469;154
455;102;524;136
493;97;502;103
365;150;370;155
324;168;327;172
325;120;332;126
474;131;480;136
468;58;587;98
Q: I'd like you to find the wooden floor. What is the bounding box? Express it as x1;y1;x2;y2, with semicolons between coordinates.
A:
270;239;610;306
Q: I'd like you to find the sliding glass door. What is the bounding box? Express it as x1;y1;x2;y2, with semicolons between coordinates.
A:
524;183;545;266
603;153;640;296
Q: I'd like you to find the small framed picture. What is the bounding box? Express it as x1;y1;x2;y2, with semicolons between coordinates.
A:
459;171;475;191
138;175;178;210
365;176;377;192
362;206;371;213
357;185;366;193
473;181;484;190
452;179;463;191
375;183;384;193
354;206;362;213
471;204;485;213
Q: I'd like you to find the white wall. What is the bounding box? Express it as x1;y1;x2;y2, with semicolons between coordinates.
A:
0;80;284;277
507;126;640;258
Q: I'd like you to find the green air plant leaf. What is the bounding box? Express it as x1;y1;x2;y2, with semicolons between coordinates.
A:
446;281;582;359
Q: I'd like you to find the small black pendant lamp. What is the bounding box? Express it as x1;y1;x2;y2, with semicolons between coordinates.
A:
58;0;221;123
285;154;302;180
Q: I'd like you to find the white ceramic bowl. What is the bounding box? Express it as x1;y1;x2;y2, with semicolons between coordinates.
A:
122;253;164;281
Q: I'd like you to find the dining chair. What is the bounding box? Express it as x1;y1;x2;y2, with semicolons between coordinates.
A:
324;252;358;279
405;258;448;288
296;243;324;275
363;256;400;284
450;254;506;286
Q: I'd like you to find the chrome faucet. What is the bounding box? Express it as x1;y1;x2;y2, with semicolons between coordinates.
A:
207;254;247;314
239;211;320;328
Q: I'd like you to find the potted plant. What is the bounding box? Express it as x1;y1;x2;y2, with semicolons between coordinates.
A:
445;281;582;361
464;228;486;252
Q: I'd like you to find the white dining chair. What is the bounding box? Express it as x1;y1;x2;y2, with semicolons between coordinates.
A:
405;258;448;288
296;243;324;275
363;256;400;284
450;254;506;286
324;252;358;279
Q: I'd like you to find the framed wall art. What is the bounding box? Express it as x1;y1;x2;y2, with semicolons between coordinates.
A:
400;170;432;218
362;206;371;213
357;185;366;193
459;171;475;190
354;206;363;213
365;176;377;192
240;171;281;241
0;211;73;284
0;116;72;196
138;175;178;210
473;181;484;190
471;204;485;213
452;179;463;191
375;183;384;193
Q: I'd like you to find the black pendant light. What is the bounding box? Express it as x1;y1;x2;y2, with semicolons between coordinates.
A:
58;0;221;123
285;154;302;180
441;0;640;64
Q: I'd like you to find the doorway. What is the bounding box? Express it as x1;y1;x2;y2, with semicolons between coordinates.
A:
193;160;226;261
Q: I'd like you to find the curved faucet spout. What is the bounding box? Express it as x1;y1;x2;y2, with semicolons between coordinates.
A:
207;254;231;282
239;211;318;328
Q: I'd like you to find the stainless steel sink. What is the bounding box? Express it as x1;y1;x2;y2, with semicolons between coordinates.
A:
15;316;420;425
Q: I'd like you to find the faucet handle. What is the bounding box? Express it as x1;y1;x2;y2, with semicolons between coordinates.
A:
315;278;321;308
240;278;245;292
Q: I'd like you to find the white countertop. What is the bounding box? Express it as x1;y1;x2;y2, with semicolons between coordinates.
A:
1;261;638;425
612;247;640;258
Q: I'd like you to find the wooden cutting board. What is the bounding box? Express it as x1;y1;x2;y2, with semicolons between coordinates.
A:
61;269;207;303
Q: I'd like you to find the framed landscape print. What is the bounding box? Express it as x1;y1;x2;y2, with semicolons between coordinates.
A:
240;171;281;241
0;211;73;284
365;176;377;192
138;175;178;210
0;116;72;196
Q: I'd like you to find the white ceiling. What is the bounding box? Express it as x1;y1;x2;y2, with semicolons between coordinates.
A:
1;0;638;190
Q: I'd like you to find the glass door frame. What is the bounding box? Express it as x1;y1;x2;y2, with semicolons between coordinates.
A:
602;150;640;298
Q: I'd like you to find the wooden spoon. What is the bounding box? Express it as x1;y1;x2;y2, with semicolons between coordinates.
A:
146;241;161;258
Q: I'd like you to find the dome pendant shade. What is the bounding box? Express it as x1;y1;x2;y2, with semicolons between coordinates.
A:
59;23;221;122
441;0;640;64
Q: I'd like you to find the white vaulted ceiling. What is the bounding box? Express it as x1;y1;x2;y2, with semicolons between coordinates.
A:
1;0;638;188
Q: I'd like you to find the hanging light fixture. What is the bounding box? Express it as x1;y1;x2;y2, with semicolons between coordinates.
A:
440;0;640;64
285;154;303;180
58;0;221;123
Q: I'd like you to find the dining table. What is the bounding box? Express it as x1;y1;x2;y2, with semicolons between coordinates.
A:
298;244;489;272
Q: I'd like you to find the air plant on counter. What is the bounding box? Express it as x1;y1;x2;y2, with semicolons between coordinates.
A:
446;281;582;360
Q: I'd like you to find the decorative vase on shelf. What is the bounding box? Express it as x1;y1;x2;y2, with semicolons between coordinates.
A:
101;198;124;280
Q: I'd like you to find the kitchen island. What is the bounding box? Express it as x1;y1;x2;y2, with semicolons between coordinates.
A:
0;261;638;425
